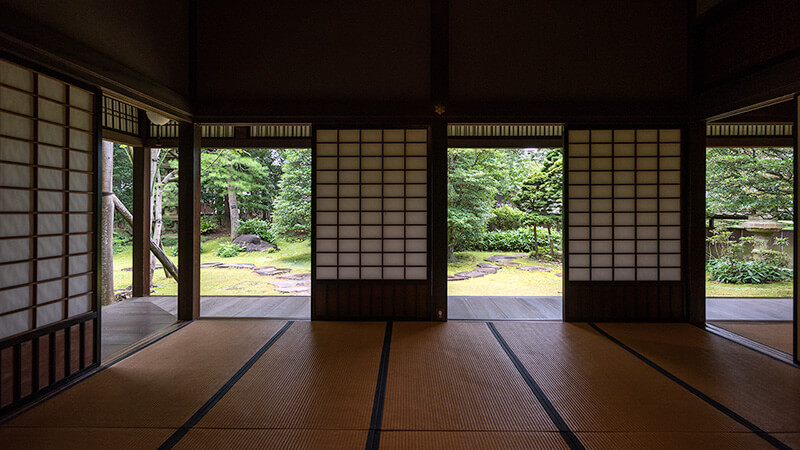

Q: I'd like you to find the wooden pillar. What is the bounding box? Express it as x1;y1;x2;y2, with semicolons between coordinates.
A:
132;146;151;297
178;123;201;320
685;121;706;323
430;119;448;320
793;94;799;364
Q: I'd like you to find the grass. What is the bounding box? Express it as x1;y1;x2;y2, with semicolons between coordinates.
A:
111;236;311;298
112;244;792;300
447;251;563;296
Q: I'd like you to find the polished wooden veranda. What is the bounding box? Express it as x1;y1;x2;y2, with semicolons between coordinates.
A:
3;320;799;449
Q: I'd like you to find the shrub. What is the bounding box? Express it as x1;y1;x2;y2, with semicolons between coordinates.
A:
487;206;524;231
170;245;179;257
200;218;217;234
237;219;275;244
479;227;562;254
215;242;244;258
112;231;132;254
706;259;791;284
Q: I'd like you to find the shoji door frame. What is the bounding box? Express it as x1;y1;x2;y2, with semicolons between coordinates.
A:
562;123;689;322
794;94;799;364
0;52;102;417
310;123;434;320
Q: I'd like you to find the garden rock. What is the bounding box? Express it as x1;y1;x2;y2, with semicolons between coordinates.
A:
517;266;553;272
454;270;486;279
476;263;502;270
474;267;499;275
485;254;521;263
271;279;310;289
448;275;468;281
200;262;222;268
275;286;311;294
253;266;291;276
277;273;311;281
232;234;279;252
218;263;255;269
555;273;563;277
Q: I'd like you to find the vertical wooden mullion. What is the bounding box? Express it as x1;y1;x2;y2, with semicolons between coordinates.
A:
634;131;639;281
611;130;616;281
64;325;71;376
78;321;85;370
31;73;39;332
31;335;39;392
48;331;55;385
588;131;593;280
656;129;661;281
63;85;71;322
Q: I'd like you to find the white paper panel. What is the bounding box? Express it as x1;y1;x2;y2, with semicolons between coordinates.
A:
567;129;681;281
68;294;90;317
0;238;30;263
68;86;93;110
36;301;62;327
0;286;30;314
37;279;62;303
0;310;30;339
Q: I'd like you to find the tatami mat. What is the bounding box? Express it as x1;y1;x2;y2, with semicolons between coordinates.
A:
598;323;800;432
175;429;367;450
710;321;794;354
379;431;568;449
383;322;557;431
195;321;385;430
7;320;288;428
0;427;173;450
495;322;746;433
576;431;777;449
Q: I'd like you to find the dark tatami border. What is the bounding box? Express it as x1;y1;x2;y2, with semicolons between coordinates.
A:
365;321;393;450
588;322;791;450
487;322;585;450
158;320;294;450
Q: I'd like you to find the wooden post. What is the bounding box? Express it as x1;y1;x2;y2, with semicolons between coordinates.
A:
132;146;151;297
686;122;706;323
100;140;114;305
178;123;201;320
431;119;448;320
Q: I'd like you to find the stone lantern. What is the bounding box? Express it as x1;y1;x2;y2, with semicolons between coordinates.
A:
740;216;784;260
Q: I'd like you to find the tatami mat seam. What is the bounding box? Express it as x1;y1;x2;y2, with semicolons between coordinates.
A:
699;323;798;368
365;321;393;450
588;322;791;450
487;322;585;450
157;320;294;449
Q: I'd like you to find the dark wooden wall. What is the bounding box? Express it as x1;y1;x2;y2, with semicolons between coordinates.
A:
313;281;429;320
564;282;684;322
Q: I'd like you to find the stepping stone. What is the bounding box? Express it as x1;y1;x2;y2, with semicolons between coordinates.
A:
485;254;521;262
275;286;312;293
217;263;256;269
276;273;311;281
454;270;486;278
271;279;310;289
253;267;291;276
517;266;553;272
200;262;222;268
476;263;502;270
448;275;468;281
555;273;563;277
496;261;520;267
121;267;132;272
474;267;498;275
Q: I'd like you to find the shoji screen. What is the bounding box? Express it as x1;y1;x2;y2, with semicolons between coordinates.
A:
0;59;97;413
564;129;683;321
313;128;430;320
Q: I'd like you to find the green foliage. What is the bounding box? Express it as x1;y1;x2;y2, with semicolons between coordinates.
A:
215;242;245;258
706;147;793;219
479;227;562;254
170;245;179;257
237;219;275;244
112;144;133;214
706;228;791;284
487;206;524;231
201;148;282;222
200;218;217;234
448;149;533;253
514;148;563;228
112;231;132;255
271;149;312;240
706;259;791;284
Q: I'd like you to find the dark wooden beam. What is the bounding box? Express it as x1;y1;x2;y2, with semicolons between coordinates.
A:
101;129;143;147
142;137;311;149
448;137;563;149
132;146;151;297
685;121;706;323
177;123;201;320
431;119;447;320
706;136;793;147
0;10;191;121
431;0;449;108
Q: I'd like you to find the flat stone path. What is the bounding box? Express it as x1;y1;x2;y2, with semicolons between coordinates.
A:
450;254;561;281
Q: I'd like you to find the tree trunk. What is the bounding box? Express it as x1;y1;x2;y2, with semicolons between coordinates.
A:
100;141;114;305
447;244;457;263
227;181;240;240
112;194;179;282
548;223;554;257
149;148;160;286
533;224;539;258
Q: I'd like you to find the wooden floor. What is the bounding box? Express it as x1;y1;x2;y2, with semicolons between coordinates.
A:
706;297;793;321
448;296;562;320
5;320;800;449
